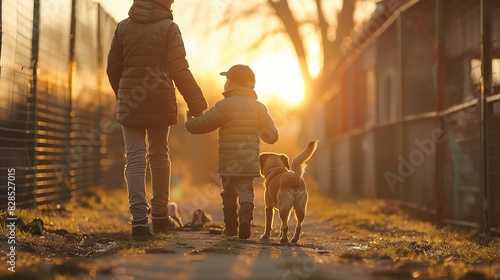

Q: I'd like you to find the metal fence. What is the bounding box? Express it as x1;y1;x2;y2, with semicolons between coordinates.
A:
323;0;500;232
0;0;122;208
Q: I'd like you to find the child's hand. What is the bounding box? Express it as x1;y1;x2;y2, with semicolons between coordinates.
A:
187;110;203;119
186;110;194;120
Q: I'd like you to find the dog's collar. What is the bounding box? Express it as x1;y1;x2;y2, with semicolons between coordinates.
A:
264;166;286;178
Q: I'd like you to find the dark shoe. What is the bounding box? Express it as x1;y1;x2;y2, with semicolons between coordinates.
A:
238;203;254;239
223;206;238;236
131;218;153;241
152;216;175;233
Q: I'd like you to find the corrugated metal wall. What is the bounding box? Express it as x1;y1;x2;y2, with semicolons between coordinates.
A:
0;0;121;208
0;0;35;206
71;0;100;192
97;5;125;190
34;0;73;205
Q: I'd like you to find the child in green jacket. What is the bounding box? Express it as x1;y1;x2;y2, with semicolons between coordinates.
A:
186;64;278;239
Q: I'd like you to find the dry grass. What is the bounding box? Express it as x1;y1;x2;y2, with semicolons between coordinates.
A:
0;187;176;274
308;194;500;279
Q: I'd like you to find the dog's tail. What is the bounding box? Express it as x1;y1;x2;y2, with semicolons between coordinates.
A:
291;140;318;180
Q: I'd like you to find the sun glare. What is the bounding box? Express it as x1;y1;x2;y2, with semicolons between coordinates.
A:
251;53;305;107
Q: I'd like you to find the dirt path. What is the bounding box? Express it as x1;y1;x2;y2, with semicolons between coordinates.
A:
3;185;498;280
86;212;378;280
1;186;382;280
88;229;375;280
75;190;387;280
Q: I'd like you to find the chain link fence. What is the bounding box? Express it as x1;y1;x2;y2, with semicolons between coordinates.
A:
324;0;500;232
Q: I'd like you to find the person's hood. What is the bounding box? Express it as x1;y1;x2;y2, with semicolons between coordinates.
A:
128;0;173;23
222;87;258;100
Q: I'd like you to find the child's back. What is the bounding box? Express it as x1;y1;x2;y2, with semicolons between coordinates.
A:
186;86;277;176
185;64;278;239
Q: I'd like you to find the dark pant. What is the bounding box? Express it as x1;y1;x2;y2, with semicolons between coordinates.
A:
220;176;254;208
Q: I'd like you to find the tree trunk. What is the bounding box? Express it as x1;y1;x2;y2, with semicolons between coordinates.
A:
267;0;357;99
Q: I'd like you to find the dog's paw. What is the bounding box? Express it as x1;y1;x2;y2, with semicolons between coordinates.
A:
290;237;299;243
279;238;289;243
260;234;270;240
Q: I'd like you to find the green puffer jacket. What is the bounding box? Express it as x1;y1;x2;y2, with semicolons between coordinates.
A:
185;87;279;177
107;0;207;127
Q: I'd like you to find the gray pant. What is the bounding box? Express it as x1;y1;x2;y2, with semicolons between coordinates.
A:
122;125;171;221
220;176;254;208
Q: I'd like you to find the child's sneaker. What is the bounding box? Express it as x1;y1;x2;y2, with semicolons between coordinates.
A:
131;218;153;241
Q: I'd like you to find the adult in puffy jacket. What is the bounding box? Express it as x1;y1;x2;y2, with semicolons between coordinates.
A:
107;0;208;241
185;64;279;240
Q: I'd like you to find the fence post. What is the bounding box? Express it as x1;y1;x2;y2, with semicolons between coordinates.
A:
31;0;40;208
435;0;445;224
68;0;76;194
0;0;2;62
480;0;492;236
96;4;104;187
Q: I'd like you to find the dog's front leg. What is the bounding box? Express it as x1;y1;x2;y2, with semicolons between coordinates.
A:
261;207;274;239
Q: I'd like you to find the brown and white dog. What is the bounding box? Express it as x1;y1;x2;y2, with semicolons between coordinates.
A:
259;141;318;243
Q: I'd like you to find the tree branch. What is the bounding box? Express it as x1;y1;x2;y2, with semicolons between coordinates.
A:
331;0;356;65
211;0;358;98
314;0;356;96
245;28;286;52
315;0;330;63
268;0;312;88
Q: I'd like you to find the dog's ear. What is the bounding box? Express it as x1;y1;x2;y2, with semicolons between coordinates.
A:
279;155;290;170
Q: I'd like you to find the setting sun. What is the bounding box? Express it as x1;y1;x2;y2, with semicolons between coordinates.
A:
251;52;305;107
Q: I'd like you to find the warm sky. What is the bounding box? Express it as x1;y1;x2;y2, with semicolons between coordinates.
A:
95;0;376;107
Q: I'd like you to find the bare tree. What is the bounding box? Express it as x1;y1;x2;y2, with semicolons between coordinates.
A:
216;0;358;100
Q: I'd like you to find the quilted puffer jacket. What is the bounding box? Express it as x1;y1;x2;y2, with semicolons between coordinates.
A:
185;87;279;177
107;0;207;127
